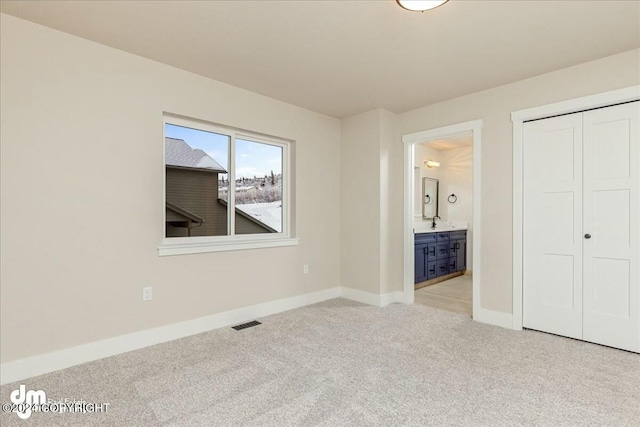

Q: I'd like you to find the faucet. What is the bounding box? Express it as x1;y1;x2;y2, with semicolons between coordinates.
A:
431;215;441;229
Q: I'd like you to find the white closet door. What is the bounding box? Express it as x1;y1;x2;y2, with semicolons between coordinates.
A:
583;102;639;352
523;113;584;339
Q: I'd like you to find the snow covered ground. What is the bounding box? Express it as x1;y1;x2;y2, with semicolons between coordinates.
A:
236;201;282;232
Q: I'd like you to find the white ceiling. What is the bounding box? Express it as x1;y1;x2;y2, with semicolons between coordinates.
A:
422;133;473;151
1;0;638;118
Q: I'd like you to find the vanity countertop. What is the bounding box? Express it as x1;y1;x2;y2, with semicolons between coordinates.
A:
413;220;468;234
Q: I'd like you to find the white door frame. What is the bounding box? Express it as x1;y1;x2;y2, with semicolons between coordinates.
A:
402;120;483;320
511;85;640;330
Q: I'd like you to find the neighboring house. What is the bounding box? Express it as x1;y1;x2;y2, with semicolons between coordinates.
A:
165;137;275;237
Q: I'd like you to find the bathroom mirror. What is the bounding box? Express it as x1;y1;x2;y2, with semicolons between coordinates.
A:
422;177;439;220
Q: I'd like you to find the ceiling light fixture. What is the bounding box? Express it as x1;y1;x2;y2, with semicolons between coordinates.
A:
396;0;449;12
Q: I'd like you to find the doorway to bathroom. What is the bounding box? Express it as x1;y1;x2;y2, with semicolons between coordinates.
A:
413;133;473;315
402;120;482;320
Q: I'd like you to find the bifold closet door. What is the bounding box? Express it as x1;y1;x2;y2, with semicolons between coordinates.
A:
582;102;639;352
524;101;639;353
523;113;584;340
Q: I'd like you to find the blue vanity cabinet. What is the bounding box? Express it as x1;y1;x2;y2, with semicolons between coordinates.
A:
414;233;437;283
415;230;467;284
449;230;467;273
436;232;450;260
436;259;450;277
426;259;437;280
414;245;426;283
425;243;437;280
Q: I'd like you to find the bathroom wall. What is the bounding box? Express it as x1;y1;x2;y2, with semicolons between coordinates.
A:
438;146;474;271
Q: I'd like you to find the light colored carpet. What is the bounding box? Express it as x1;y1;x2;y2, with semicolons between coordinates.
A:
1;298;639;426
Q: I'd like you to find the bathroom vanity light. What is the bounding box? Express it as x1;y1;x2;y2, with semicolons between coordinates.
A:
396;0;449;12
425;160;440;168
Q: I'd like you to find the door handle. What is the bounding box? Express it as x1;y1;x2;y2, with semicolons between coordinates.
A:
584;234;591;239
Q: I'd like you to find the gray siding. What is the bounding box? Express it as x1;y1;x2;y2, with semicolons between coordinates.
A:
166;167;226;236
166;167;272;237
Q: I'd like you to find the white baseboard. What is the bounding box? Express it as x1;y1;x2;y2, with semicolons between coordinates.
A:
0;287;341;385
379;291;405;307
340;287;404;307
340;287;380;306
1;286;408;385
473;307;514;329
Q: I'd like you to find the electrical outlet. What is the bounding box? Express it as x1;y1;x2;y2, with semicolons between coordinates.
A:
303;264;309;274
142;286;152;302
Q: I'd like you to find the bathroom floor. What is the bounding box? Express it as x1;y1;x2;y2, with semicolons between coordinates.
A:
414;274;472;316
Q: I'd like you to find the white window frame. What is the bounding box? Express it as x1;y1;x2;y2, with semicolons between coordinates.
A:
158;114;298;256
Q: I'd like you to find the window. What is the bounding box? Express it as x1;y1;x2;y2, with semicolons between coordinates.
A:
159;115;297;256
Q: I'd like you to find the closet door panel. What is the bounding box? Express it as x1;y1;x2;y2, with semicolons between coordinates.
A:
583;102;639;352
523;113;583;339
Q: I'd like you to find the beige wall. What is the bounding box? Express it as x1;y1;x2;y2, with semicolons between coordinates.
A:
340;110;381;294
379;109;403;295
437;146;473;225
438;146;474;270
400;48;640;313
340;108;404;296
0;14;341;362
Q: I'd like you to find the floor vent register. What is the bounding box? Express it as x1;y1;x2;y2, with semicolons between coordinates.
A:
232;320;262;331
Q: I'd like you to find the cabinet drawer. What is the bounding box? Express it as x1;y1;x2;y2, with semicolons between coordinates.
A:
415;232;437;244
436;242;449;259
436;259;449;276
426;261;437;280
450;230;467;240
436;232;450;241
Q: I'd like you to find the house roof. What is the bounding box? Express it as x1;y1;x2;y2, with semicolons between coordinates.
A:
166;202;204;224
218;199;277;233
165;137;227;173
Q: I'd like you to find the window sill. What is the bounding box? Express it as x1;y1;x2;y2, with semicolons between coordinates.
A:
158;237;299;256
